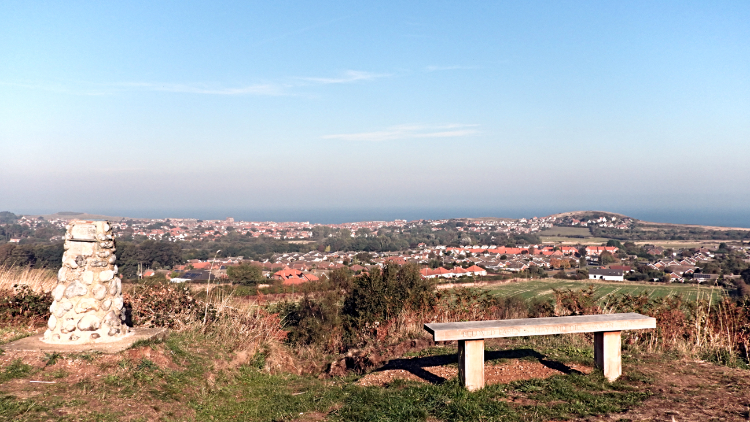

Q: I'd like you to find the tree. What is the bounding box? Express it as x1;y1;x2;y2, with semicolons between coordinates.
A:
226;263;263;285
329;267;353;292
599;251;616;265
343;263;435;327
606;239;623;248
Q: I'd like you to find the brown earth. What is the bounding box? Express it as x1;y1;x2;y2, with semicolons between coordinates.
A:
357;355;592;387
577;357;750;422
0;343;196;421
354;346;750;421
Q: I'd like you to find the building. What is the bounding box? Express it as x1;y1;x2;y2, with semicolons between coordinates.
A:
588;269;624;281
272;268;319;285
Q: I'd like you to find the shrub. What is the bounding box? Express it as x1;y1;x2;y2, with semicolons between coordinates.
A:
553;285;600;315
342;263;436;329
124;279;208;328
0;284;51;325
279;292;342;351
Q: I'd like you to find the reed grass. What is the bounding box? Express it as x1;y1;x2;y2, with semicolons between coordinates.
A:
0;264;57;293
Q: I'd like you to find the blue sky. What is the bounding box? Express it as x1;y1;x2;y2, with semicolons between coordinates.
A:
1;1;749;223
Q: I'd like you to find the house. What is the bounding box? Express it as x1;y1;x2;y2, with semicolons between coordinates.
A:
272;268;319;285
588;269;624;281
464;265;487;276
505;261;530;272
349;264;366;273
693;273;717;283
585;246;619;257
386;257;407;265
420;267;454;279
177;270;212;281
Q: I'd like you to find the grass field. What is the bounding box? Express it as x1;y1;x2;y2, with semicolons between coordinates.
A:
483;279;725;303
537;227;611;244
538;227;593;237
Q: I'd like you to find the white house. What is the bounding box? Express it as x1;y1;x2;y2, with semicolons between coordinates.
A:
588;269;624;282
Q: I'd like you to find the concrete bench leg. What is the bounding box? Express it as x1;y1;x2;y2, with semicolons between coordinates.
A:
458;339;484;391
594;331;622;381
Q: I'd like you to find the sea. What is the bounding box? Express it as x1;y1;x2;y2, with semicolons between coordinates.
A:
79;207;750;228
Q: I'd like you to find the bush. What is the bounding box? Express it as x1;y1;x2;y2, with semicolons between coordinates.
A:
279;292;342;351
124;279;208;328
0;284;51;325
553;285;600;315
342;263;436;329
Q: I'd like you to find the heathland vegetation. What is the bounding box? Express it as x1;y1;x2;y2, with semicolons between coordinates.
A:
0;262;749;420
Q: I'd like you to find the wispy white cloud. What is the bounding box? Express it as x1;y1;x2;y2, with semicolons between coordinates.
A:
425;65;478;72
297;70;391;85
0;81;112;96
119;82;286;96
1;69;388;97
322;124;480;142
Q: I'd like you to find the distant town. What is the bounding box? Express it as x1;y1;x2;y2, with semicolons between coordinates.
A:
3;210;747;289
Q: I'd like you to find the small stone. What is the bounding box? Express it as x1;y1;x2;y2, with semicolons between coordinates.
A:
79;242;94;257
53;333;60;341
75;256;85;267
103;223;110;232
64;282;88;298
63;318;77;333
101;299;112;311
52;284;66;301
48;314;57;330
99;270;114;282
103;311;120;327
58;267;66;281
51;301;67;318
108;255;116;264
61;300;73;311
70;334;79;341
109;278;121;295
75;298;99;313
77;314;101;331
90;333;100;340
108;327;120;336
92;284;107;300
82;271;94;284
113;297;123;311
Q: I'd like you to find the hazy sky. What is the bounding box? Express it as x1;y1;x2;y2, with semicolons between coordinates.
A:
1;1;749;221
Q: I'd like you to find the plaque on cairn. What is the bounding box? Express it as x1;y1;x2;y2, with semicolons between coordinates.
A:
44;220;129;343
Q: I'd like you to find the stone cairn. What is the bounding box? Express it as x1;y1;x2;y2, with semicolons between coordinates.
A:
43;220;129;343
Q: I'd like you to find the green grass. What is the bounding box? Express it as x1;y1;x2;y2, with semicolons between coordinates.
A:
483;279;724;303
0;330;655;422
192;344;650;422
539;236;611;244
538;227;593;237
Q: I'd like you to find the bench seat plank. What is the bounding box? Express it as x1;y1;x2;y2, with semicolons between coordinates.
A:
424;312;655;342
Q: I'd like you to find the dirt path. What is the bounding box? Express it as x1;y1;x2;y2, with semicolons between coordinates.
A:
581;357;750;422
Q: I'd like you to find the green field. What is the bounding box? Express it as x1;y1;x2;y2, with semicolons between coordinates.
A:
537;226;611;244
538;227;593;237
483;279;725;303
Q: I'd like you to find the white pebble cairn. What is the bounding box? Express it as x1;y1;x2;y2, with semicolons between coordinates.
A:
43;220;129;344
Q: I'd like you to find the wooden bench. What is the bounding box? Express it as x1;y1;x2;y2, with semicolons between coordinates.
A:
424;312;656;391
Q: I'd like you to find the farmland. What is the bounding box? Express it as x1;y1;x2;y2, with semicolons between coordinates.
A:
537;226;610;244
482;279;726;303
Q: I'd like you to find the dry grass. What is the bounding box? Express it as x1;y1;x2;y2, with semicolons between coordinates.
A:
0;264;57;293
